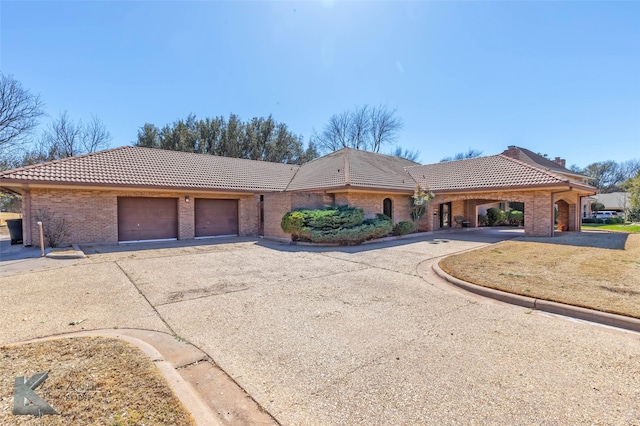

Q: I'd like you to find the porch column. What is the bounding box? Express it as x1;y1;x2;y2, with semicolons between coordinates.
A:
525;191;554;237
556;200;569;232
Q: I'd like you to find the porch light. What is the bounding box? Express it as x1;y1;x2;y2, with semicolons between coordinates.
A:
185;196;190;203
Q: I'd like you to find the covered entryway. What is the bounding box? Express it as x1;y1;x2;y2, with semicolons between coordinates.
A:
118;197;178;242
194;198;238;237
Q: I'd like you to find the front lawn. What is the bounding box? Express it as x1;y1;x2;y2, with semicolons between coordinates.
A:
0;337;195;425
582;223;640;233
440;233;640;319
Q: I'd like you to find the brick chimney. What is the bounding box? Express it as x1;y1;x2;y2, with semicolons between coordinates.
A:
553;157;566;168
502;145;519;159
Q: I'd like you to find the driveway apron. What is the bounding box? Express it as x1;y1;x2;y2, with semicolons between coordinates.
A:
113;231;640;425
2;230;639;424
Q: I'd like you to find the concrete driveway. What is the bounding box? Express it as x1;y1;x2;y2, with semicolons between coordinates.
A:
1;229;639;424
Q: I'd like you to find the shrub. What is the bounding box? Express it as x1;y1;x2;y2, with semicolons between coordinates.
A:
506;210;524;226
281;206;392;245
301;215;393;245
604;218;617;225
281;211;305;234
306;205;364;229
393;221;415;236
34;208;70;248
477;214;488;226
582;218;597;223
628;207;640;223
281;206;365;240
486;208;506;226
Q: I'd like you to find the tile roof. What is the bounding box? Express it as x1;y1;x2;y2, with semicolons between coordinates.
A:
405;154;591;192
0;146;300;192
501;146;589;180
287;148;418;191
0;145;596;195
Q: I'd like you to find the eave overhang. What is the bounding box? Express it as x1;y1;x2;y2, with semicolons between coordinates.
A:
0;179;270;195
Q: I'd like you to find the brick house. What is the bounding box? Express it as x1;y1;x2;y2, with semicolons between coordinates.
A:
0;146;596;246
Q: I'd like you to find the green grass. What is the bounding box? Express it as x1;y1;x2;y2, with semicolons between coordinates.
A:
582;223;640;233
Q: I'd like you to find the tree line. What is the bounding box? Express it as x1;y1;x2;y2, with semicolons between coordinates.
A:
1;71;638;217
135;114;317;165
0;73;112;170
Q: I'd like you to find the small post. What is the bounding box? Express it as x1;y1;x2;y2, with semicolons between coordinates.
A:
37;221;44;257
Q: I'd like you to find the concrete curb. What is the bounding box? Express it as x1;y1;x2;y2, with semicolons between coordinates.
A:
432;262;640;333
44;244;87;259
10;329;222;426
9;329;277;426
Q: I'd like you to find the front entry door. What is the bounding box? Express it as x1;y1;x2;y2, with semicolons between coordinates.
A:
440;202;451;228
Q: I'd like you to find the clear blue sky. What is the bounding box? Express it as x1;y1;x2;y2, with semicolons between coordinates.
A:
2;1;639;167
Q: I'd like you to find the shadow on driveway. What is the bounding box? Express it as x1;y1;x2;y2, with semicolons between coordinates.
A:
79;228;524;256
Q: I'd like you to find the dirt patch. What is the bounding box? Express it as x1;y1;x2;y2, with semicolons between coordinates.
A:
0;337;195;425
440;232;640;319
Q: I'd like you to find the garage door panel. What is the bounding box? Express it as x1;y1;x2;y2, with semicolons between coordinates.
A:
195;199;238;237
118;197;178;241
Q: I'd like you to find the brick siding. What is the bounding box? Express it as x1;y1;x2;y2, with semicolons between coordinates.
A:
22;186;577;246
24;188;259;247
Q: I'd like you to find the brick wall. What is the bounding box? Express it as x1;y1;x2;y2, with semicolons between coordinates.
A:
427;190;558;237
265;190;414;240
333;192;412;222
23;185;578;246
263;192;292;240
24;188;259;246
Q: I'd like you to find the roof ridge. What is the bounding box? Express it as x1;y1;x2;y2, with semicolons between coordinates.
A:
0;145;132;176
497;154;571;182
344;148;351;185
509;146;588;178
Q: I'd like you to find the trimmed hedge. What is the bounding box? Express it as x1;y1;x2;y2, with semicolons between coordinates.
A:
393;221;415;236
582;218;600;223
486;208;506;226
281;207;393;245
583;217;625;224
506;210;524;226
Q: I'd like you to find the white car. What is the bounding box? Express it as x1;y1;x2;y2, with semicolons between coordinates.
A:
594;211;618;219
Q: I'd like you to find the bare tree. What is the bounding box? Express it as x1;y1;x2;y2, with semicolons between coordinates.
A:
391;145;421;162
370;105;403;153
314;110;351;152
40;111;112;160
349;105;370;150
312;104;403;153
0;73;45;154
83;115;112;153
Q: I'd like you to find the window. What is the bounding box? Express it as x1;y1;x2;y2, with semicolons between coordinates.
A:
383;198;393;219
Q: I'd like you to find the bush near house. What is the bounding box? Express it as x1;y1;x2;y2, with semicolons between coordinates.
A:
281;206;393;245
393;221;415;236
506;210;524;226
486;208;506;226
583;217;625;224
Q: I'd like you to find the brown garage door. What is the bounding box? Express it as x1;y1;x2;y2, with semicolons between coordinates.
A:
118;197;178;242
195;199;238;237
